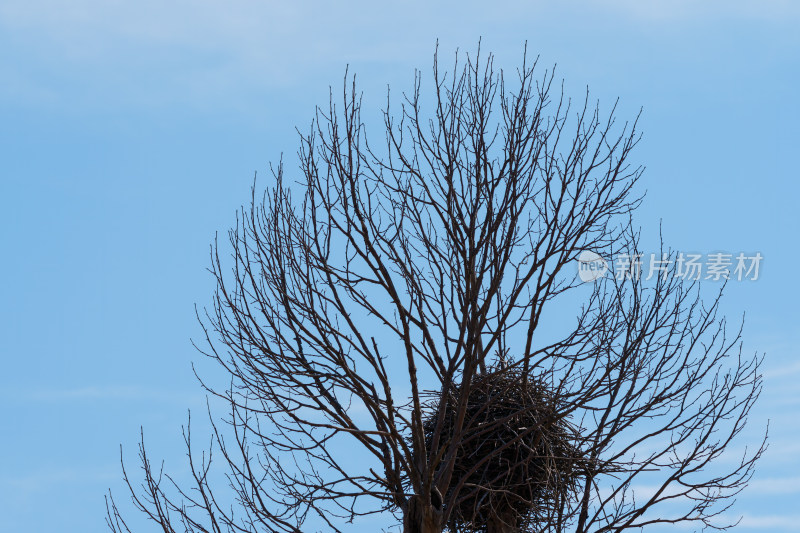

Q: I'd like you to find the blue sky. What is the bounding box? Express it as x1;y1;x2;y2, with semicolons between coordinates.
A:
1;1;798;531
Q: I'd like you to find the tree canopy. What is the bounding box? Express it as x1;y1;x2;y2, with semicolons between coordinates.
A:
107;46;765;533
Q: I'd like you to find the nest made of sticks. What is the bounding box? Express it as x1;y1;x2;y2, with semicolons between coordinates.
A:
422;367;584;531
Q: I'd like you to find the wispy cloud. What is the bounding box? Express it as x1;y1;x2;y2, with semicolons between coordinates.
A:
0;467;117;494
0;0;424;107
746;476;800;495
3;385;204;404
2;0;797;111
763;359;800;380
737;513;800;529
586;0;800;21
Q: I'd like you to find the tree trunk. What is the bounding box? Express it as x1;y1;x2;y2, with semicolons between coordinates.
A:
403;494;443;533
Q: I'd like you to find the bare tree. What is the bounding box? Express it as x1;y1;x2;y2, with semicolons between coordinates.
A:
107;46;765;533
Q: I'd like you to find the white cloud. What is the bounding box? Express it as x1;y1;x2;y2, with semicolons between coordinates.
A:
0;467;116;493
5;385;204;403
586;0;800;21
746;476;800;495
737;513;800;529
0;0;429;83
763;359;800;380
2;0;797;111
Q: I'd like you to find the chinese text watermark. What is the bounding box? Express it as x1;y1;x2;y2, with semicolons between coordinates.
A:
577;251;763;283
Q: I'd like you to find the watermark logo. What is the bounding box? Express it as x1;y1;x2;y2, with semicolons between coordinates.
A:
575;251;763;283
577;250;609;282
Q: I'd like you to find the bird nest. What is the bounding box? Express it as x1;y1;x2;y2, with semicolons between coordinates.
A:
422;368;584;531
